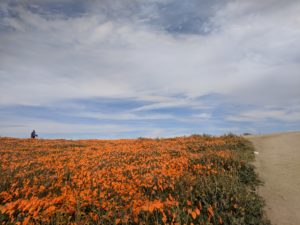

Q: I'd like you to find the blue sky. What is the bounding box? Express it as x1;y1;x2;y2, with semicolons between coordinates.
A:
0;0;300;139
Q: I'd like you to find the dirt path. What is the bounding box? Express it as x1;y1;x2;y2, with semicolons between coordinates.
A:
246;132;300;225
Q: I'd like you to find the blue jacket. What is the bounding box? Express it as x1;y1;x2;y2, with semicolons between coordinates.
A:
31;130;37;138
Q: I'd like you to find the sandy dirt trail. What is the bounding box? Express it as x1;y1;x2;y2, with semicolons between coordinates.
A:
246;132;300;225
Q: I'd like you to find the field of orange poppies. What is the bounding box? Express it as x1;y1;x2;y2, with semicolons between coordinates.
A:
0;135;269;225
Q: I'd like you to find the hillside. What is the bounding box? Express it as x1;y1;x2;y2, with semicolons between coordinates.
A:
0;135;269;225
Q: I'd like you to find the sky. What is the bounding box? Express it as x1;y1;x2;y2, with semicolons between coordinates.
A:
0;0;300;139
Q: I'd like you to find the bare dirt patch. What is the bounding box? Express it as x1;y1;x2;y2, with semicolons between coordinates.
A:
246;132;300;225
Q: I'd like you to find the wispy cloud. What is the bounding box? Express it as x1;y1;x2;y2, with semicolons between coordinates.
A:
0;0;300;138
227;109;300;123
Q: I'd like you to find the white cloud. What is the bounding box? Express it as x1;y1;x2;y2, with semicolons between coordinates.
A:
192;113;211;119
0;0;300;137
73;111;175;121
227;109;300;123
1;1;299;107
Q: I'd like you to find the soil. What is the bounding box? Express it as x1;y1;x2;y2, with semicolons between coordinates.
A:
246;132;300;225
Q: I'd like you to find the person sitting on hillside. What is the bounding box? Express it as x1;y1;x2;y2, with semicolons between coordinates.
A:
31;130;38;139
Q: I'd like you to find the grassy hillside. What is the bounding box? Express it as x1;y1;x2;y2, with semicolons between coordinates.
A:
0;135;269;225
